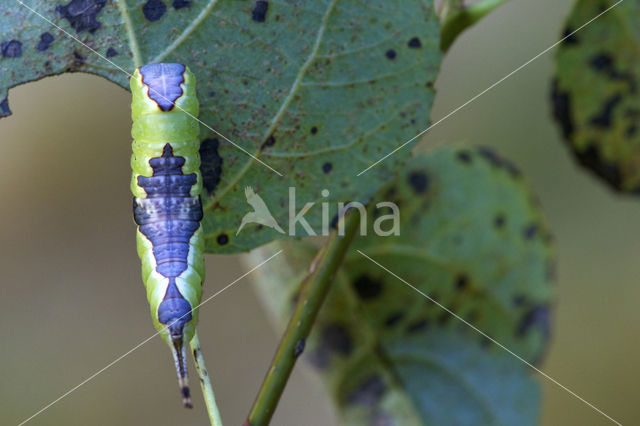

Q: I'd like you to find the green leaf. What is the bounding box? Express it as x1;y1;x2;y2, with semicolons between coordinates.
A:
250;145;555;425
0;0;441;252
552;0;640;193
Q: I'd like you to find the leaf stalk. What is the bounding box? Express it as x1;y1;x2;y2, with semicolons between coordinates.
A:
245;210;362;426
190;332;224;426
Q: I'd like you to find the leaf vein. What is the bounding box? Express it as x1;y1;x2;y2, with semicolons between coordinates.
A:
203;0;338;212
152;0;221;63
115;0;142;67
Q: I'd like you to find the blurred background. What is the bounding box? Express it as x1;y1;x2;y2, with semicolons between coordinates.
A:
1;0;639;424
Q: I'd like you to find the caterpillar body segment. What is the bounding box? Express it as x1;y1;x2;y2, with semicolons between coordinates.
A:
130;63;204;408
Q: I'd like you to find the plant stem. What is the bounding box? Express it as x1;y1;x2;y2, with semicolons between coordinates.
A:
440;0;510;52
190;332;224;426
245;210;362;426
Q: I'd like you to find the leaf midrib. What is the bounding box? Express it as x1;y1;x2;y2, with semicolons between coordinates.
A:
115;0;142;67
203;0;338;212
151;0;221;63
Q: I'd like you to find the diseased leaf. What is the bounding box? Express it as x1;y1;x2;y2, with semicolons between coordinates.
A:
552;0;640;193
0;0;441;252
250;145;555;425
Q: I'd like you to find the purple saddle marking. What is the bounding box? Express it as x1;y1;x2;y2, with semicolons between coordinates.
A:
139;63;186;111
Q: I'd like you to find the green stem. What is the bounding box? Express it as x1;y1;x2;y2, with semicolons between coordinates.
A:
245;210;362;426
190;332;224;426
440;0;511;52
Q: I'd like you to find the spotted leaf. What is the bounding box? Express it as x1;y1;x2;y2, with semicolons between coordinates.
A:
250;145;555;425
552;0;640;193
0;0;441;253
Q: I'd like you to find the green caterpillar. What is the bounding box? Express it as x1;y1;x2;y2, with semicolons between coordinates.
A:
130;63;204;407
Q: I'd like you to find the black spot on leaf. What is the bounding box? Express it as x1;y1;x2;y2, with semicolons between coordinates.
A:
523;223;538;240
502;159;521;178
406;318;428;333
456;150;472;164
384;312;404;327
494;214;506;229
352;274;383;300
265;134;276;147
1;40;22;57
474;146;521;177
551;79;574;139
589;94;622;128
216;233;229;245
407;37;421;48
477;146;502;167
455;274;469;290
322;162;332;174
106;47;118;57
562;27;579;44
173;0;190;9
252;0;268;22
590;53;614;72
407;171;429;194
517;305;551;338
321;324;352;356
590;53;636;86
590;53;635;90
385;49;396;60
199;138;223;194
574;144;623;190
0;97;10;116
310;126;318;134
37;33;54;52
73;51;85;64
143;0;167;22
57;0;107;33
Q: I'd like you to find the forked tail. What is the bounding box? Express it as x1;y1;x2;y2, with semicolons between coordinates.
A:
170;337;192;408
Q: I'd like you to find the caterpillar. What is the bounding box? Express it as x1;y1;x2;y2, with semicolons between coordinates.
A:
130;63;204;408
